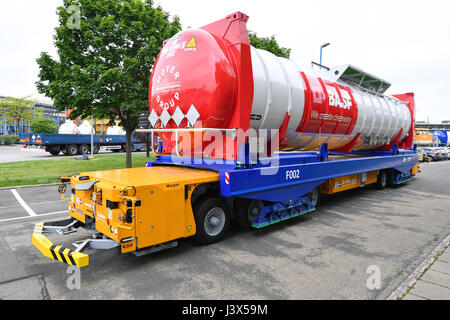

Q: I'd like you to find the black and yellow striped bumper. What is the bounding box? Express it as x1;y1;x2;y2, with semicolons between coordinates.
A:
32;222;89;267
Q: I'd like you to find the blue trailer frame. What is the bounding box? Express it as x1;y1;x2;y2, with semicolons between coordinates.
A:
19;133;145;155
19;133;132;146
146;142;419;229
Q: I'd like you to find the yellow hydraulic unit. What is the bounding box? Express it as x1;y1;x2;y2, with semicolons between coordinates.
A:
32;166;219;267
320;171;379;194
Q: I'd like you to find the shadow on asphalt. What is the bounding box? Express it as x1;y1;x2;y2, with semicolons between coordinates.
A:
97;183;410;270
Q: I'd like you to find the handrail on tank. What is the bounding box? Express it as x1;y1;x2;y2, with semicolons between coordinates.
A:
135;128;237;158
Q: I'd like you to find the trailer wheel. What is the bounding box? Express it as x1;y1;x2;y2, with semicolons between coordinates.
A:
307;188;321;208
66;144;78;156
78;144;90;155
235;198;264;230
194;197;230;245
49;150;60;156
47;146;61;156
376;170;388;189
387;170;397;187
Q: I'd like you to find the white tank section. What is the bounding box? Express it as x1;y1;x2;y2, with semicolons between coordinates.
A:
345;83;411;150
249;47;412;151
78;120;95;135
106;125;125;135
58;120;79;135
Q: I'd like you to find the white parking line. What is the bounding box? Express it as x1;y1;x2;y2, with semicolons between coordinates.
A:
0;211;68;223
10;189;37;216
0;199;65;210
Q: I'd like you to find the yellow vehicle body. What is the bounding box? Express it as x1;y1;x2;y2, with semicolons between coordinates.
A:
32;166;219;267
71;166;219;253
417;152;431;163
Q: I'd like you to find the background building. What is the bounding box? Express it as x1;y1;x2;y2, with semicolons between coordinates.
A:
415;122;450;147
0;97;66;136
1;97;114;136
415;122;450;131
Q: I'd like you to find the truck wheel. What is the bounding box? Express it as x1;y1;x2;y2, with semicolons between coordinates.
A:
194;197;230;245
49;150;60;156
78;144;90;155
376;170;388;189
307;188;321;208
235;198;264;230
93;144;100;154
47;146;61;156
66;144;78;156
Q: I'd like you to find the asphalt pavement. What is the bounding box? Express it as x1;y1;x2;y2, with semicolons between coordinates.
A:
0;161;449;300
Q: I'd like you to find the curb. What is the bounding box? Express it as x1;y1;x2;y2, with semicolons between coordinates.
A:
0;183;60;191
387;234;450;300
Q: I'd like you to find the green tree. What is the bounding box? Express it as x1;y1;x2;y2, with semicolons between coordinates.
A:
30;118;59;133
248;31;291;58
0;96;42;135
36;0;181;167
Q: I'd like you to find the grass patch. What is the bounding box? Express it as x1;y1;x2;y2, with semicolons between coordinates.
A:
0;153;155;188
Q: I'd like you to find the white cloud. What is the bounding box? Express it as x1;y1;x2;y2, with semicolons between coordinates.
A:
0;0;60;101
1;0;449;122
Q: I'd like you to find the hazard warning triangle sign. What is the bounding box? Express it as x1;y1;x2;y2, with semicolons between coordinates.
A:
186;37;196;48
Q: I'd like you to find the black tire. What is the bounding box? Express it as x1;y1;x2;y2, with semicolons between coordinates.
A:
78;144;90;155
49;150;60;156
376;170;388;189
93;144;100;154
307;188;321;208
387;170;396;187
47;145;61;156
194;197;230;245
235;198;264;230
66;144;78;156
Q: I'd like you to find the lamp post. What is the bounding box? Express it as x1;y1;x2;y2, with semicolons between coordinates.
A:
320;42;330;68
91;116;94;157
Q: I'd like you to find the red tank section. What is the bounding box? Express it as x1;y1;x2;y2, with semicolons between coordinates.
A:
393;92;415;150
296;73;358;137
148;12;253;159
